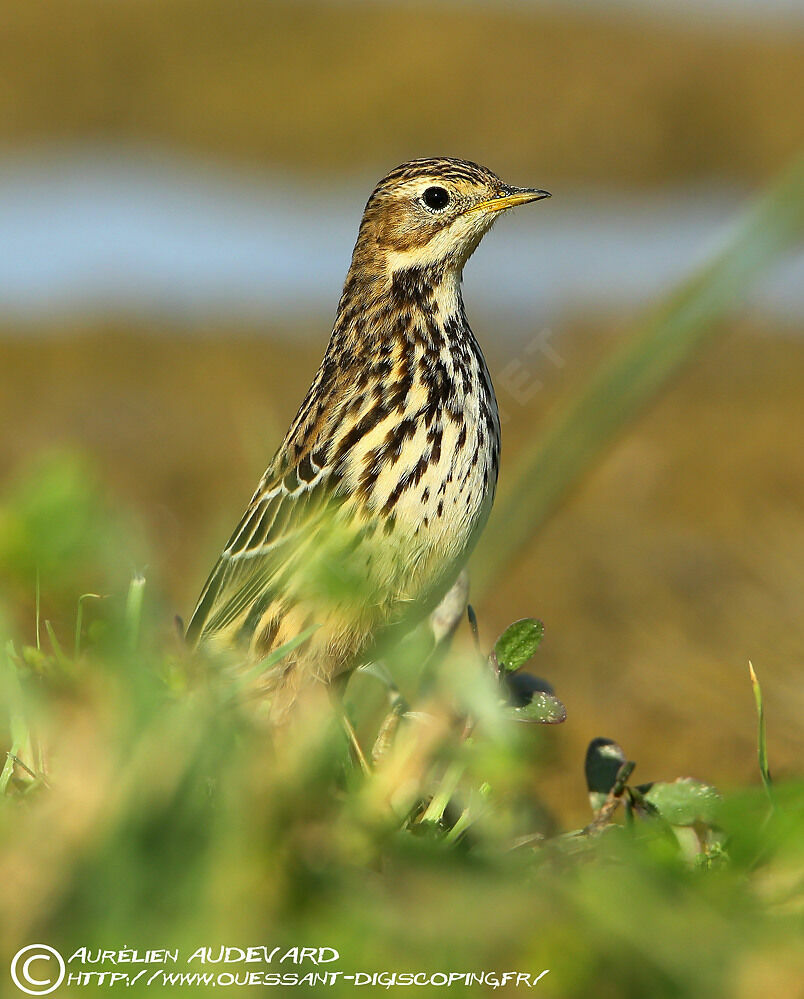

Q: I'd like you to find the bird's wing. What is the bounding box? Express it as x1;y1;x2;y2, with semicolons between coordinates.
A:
185;451;340;648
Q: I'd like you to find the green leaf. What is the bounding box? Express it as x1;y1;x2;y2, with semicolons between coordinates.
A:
506;691;565;725
494;618;544;673
644;778;720;826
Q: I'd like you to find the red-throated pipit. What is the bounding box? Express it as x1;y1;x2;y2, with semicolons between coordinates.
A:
187;157;549;718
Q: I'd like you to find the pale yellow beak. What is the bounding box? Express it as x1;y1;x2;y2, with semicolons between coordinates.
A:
469;187;551;215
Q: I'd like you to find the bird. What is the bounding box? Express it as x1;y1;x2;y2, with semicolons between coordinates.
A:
186;157;550;721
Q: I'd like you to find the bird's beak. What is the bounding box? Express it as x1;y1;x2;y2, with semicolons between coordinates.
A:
469;187;551;215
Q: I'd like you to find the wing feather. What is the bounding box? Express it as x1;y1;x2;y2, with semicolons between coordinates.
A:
186;459;336;648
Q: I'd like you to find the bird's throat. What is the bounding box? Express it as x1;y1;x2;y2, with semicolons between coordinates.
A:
334;261;465;347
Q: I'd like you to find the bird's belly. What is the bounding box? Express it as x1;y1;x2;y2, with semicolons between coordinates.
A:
332;344;499;615
362;417;497;602
391;436;494;549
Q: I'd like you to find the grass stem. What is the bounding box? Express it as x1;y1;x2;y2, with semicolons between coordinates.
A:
748;661;774;809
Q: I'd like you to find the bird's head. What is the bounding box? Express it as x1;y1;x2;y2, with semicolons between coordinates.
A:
352;157;550;276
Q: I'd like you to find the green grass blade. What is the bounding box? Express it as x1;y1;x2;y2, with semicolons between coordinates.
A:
421;758;466;825
228;624;320;693
748;661;774;808
45;620;69;667
35;568;41;652
476;151;804;592
1;641;32;793
0;743;21;795
125;573;147;653
74;592;103;659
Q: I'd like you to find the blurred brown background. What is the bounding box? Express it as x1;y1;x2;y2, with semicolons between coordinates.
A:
1;0;802;823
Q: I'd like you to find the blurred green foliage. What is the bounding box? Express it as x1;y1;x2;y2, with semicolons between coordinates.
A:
1;541;802;996
0;452;145;620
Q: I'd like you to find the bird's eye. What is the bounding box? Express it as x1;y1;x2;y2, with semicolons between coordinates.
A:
421;186;450;211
